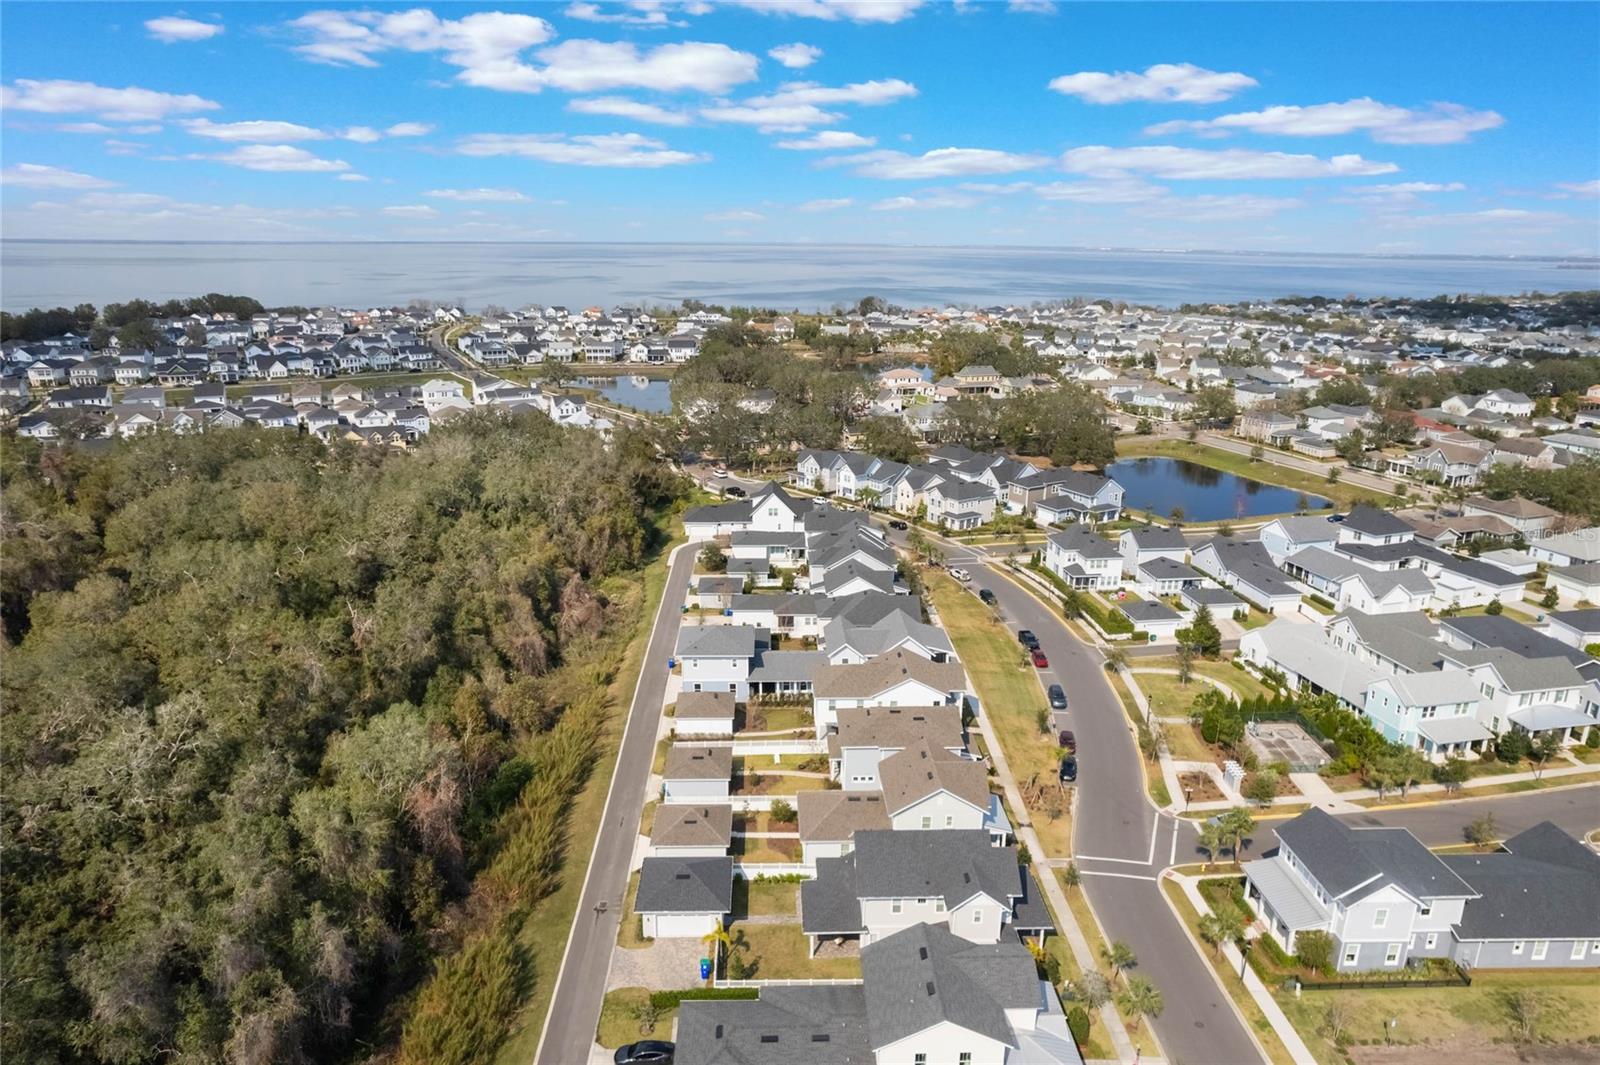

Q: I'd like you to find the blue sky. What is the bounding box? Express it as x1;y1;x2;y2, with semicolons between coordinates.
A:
2;1;1596;255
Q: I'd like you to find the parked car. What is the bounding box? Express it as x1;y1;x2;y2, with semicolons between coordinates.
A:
1058;728;1076;750
723;485;746;498
615;1041;674;1064
951;567;972;582
888;519;908;530
1017;629;1040;650
1030;648;1049;668
1048;684;1067;710
1059;755;1078;783
978;588;997;606
1327;513;1346;523
714;464;727;477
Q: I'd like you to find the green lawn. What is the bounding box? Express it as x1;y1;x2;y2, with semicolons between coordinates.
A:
730;923;861;980
740;704;813;732
731;878;800;919
618;871;651;949
730;835;803;861
1130;670;1215;719
1275;972;1600;1065
1163;722;1218;764
596;988;677;1049
1114;436;1398;510
928;572;1069;855
1134;656;1275;705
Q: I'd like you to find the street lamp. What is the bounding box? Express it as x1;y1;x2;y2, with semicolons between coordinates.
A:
1184;786;1194;812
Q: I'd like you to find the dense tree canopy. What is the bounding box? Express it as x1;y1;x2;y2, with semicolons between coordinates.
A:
928;329;1047;379
1;414;683;1064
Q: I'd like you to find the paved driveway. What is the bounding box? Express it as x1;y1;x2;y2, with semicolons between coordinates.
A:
606;937;708;992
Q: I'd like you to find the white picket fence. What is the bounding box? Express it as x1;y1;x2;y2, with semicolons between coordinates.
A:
729;739;827;757
714;977;863;988
730;795;798;812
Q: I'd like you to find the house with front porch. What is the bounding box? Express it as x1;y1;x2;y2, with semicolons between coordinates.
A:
811;650;968;737
927;478;997;530
1043;526;1121;590
675;625;761;700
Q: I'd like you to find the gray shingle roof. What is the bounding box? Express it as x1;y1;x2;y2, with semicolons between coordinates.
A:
879;741;990;815
861;923;1036;1050
675;690;736;719
1125;525;1188;550
1443;822;1600;941
1121;599;1180;623
676;986;873;1065
651;804;733;849
1276;808;1476;903
1341;504;1415;537
798;790;890;842
677;625;761;659
634;856;734;914
663;745;734;781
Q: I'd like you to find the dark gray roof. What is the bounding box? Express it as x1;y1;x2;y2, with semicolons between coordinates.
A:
1443;822;1600;941
676;986;873;1065
1276;809;1477;903
747;650;828;684
1048;525;1121;560
1121;599;1180;623
1439;614;1592;667
1125;525;1187;550
1341;504;1414;537
819;830;1021;916
828;590;922;627
1011;869;1056;933
635;856;733;914
1331;610;1443;672
1137;557;1204;582
686;501;755;524
1550;608;1600;635
677;625;761;659
861;923;1036;1050
1202;538;1300;598
1182;585;1244;609
800;855;862;934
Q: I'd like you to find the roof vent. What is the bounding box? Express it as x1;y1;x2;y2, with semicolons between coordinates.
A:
760;1035;779;1044
918;947;928;960
811;1034;831;1043
925;981;937;996
715;1025;724;1040
675;872;691;880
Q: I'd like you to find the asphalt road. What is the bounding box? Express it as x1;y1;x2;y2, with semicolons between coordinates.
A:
967;558;1267;1065
534;544;695;1065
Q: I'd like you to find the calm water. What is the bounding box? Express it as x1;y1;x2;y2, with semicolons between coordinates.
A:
571;375;674;413
1107;456;1333;521
4;240;1594;312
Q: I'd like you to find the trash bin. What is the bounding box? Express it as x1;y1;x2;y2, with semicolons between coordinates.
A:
700;957;712;980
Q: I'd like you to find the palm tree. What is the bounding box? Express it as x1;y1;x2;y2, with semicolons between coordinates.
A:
1220;806;1256;868
1102;940;1137;983
1197;821;1227;870
1117;975;1164;1031
1198;909;1245;959
701;920;733;978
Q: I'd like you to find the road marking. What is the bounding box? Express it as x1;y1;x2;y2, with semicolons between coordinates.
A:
1147;817;1159;865
1075;854;1153;866
1170;816;1180;866
1079;869;1161;882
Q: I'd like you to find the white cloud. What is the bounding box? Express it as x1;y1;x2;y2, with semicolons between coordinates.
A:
55;122;115;134
1060;145;1398;179
103;140;146;156
287;11;757;95
958;181;1033;195
1337;181;1465;205
127;124;164;134
776;129;876;150
567;96;692;125
183;118;329;142
455;131;707;167
870;190;978;211
1008;0;1056;11
7;191;361;241
721;0;924;23
342;126;383;143
201;145;351;172
705;209;764;221
382;204;439;217
1033;178;1167;204
0;163;117;189
769;43;822;68
145;16;223;42
0;78;220;120
536;40;759;94
757;78;917;106
1552;180;1600;199
563;1;683;26
831;147;1049;179
338;173;371;181
1145;98;1503;145
797;197;852;211
701;101;839;131
386;122;434;137
1048;63;1256;105
426;187;530;201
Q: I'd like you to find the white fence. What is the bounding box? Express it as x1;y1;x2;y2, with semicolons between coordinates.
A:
714;977;862;988
729;739;827;757
733;861;814;879
730;795;798;812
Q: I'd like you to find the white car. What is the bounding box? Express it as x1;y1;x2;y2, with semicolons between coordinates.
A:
950;567;971;582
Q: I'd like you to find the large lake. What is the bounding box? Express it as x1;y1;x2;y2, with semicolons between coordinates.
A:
4;240;1594;312
1106;456;1333;521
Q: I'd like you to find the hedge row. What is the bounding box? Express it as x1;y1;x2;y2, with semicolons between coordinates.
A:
649;987;761;1010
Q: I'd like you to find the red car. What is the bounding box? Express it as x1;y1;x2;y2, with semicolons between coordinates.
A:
1030;648;1049;668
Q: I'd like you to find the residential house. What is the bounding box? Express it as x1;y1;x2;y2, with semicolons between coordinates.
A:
675;625;761;699
1118;526;1188;575
635;856;733;939
661;745;733;804
1462;496;1560;539
648;804;733;859
1042;526;1121;590
673;690;736;738
1257;515;1338;565
811;651;967;737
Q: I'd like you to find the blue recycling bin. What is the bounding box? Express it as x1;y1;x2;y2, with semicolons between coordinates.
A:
700;957;712;980
668;657;677;670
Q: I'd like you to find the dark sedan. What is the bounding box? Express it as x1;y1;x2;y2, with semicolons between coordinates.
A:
1059;755;1078;783
1047;684;1067;710
1017;629;1040;651
615;1041;674;1064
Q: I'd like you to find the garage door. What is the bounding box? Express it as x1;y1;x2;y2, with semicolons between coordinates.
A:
652;913;717;939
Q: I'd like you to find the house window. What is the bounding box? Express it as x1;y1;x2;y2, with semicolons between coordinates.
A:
935;899;946;912
891;900;902;915
959;1055;973;1065
1384;943;1402;966
1532;941;1549;961
917;898;926;906
914;1056;927;1065
1373;908;1389;929
1419;904;1432;918
1425;933;1438;950
944;815;954;828
1512;941;1525;955
972;908;983;924
1571;941;1587;961
1342;945;1360;967
921;816;932;830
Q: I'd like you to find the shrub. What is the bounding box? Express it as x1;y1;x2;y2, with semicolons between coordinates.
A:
768;798;797;823
1484;599;1504;616
1496;731;1532;764
1295;930;1335;975
1587;726;1600;749
1066;1006;1091;1047
648;988;760;1011
398;930;528;1065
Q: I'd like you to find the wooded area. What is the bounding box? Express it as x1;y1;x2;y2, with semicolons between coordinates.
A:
0;413;684;1064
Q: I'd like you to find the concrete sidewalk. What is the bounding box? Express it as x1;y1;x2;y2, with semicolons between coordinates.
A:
1185;758;1600;812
